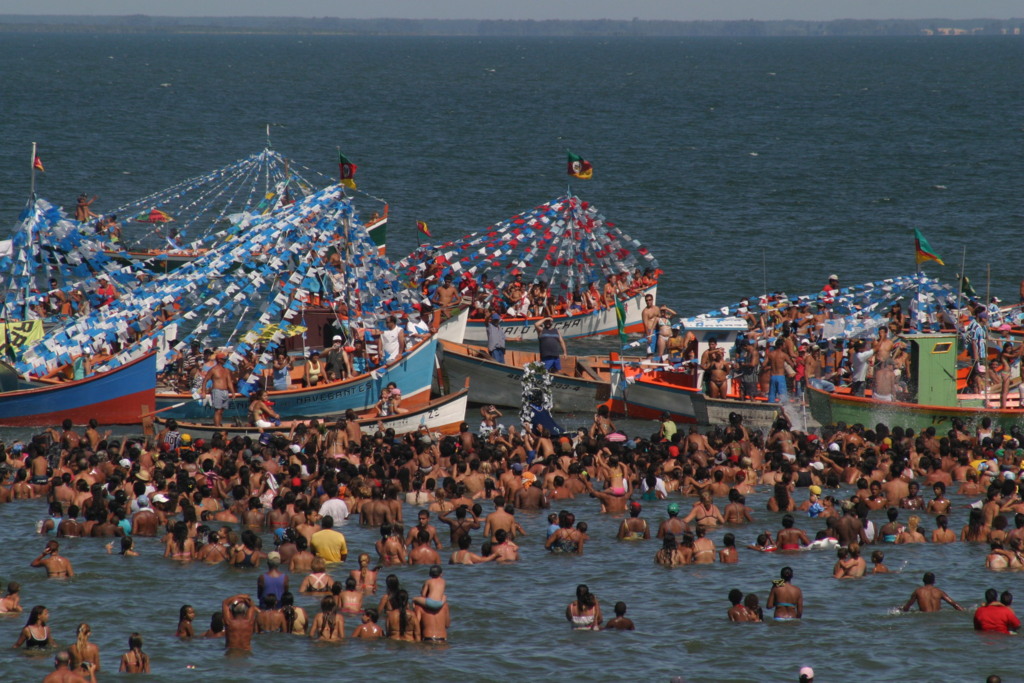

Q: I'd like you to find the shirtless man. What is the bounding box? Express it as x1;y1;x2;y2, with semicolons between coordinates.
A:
766;340;792;404
901;572;964;613
31;540;74;578
657;503;689;539
492;529;520;562
408;531;442;565
484;501;525;543
590;484;631;514
514;476;548;511
431;275;461;313
407;510;443;550
131;497;160;536
419;601;451;643
202;353;234;427
641;294;660;337
43;651;95;683
222;594;258;650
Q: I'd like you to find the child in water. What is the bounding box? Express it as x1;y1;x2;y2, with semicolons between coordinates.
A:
871;550;890;574
351;608;384;639
603;602;635;630
412;564;446;612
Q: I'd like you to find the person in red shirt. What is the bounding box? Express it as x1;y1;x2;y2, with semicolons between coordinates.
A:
973;589;1021;634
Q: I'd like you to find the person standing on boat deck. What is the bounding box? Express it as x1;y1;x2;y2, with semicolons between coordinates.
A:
535;317;567;372
849;340;875;397
272;349;292;391
766;340;791;404
642;293;661;353
486;314;521;364
202;352;233;427
375;316;406;364
324;335;352;381
431;275;461;318
75;193;99;222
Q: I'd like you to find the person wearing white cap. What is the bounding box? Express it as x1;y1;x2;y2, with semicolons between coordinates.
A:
822;273;839;305
324;335;352;381
799;666;814;682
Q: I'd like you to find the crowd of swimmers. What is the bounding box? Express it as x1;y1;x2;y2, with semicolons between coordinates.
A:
4;401;1024;678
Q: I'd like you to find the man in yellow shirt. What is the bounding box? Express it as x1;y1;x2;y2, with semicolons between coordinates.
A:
310;515;348;563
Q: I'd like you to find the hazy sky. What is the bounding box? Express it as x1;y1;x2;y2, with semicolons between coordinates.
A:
0;0;1019;21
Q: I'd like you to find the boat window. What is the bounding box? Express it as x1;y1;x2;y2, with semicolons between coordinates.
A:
930;342;953;354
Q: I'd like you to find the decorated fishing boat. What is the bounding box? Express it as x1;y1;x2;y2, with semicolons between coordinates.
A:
606;317;750;423
436;339;617;412
808;332;1024;431
15;185;434;419
159;381;469;441
398;194;660;343
154;336;437;421
0;352;156;426
0;196;143;332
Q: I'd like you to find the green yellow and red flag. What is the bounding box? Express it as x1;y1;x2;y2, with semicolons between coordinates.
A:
914;228;944;266
338;152;357;190
566;150;593;179
416;221;431;239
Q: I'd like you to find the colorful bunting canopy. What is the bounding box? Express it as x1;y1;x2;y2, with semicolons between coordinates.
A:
397;195;659;303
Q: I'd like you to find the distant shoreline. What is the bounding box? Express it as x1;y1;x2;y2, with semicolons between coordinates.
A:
0;14;1020;37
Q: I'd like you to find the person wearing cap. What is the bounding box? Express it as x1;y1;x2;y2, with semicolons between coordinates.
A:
534;317;567;372
324;335;352;381
257;551;290;610
798;666;815;683
202;352;234;427
130;494;160;536
656;503;688;539
485;313;520;364
822;273;839;302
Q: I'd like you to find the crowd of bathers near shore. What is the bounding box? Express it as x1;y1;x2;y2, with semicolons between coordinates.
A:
1;408;1021;682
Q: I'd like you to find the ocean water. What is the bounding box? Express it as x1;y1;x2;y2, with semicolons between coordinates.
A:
0;34;1022;682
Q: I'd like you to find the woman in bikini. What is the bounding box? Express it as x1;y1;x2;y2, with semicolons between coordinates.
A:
118;633;149;673
896;515;927;544
693;525;716;564
14;605;51;650
546;512;584;555
348;553;379;595
68;622;100;673
386;590;421;642
299;557;335;594
683;491;725;528
655;533;686;567
163;521;195;561
280;592;308;635
565;585;602;631
766;566;803;620
309;595;345;641
338;577;365;615
376;575;402;618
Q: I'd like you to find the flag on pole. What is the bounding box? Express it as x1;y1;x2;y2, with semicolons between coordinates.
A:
914;228;944;266
566;150;593;179
33;156;44;172
416;221;431;239
615;299;628;345
338;153;357;189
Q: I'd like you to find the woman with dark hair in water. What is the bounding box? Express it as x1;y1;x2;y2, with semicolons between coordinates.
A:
767;482;795;512
766;566;803;620
565;584;602;631
386;590;420;641
13;605;51;649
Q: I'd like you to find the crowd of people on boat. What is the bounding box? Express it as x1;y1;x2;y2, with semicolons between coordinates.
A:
416;266;659;322
3;398;1024;679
